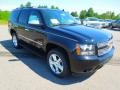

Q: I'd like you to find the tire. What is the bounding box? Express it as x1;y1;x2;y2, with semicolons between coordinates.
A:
109;25;113;29
12;33;21;49
47;48;70;77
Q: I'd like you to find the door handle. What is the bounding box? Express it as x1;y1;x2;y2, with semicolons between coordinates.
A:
25;28;29;31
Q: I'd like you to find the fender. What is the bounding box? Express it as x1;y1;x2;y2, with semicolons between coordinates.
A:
46;32;78;54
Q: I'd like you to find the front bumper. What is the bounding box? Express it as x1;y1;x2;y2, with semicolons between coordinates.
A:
69;47;114;74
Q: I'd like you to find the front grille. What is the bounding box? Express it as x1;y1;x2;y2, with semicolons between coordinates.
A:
97;39;113;56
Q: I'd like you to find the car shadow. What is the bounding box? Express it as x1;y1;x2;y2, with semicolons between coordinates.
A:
0;40;93;85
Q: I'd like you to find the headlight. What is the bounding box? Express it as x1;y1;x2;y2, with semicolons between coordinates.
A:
76;44;95;55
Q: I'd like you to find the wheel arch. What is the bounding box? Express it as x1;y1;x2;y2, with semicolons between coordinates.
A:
10;29;16;35
45;42;71;70
46;42;69;57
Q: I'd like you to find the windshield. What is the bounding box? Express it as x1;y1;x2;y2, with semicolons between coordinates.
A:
42;10;79;27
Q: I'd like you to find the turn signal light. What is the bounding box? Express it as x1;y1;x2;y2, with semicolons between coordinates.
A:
76;44;81;55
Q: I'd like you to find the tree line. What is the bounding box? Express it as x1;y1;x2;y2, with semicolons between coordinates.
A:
20;2;59;9
71;8;120;20
20;2;120;20
0;1;120;24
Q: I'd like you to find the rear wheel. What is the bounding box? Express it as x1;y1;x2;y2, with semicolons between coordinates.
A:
12;33;21;49
47;48;70;77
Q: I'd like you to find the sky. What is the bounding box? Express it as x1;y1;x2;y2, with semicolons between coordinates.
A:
0;0;120;15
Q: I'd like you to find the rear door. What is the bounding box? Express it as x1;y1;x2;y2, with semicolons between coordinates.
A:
17;9;31;43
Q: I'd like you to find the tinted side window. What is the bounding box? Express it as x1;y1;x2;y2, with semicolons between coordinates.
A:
18;9;30;25
10;9;21;22
28;11;42;25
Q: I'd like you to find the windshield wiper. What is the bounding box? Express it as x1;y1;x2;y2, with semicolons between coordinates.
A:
52;24;68;26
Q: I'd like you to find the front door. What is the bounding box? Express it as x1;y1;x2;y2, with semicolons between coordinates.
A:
24;10;46;49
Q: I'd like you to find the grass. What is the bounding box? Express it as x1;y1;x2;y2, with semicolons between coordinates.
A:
0;20;8;25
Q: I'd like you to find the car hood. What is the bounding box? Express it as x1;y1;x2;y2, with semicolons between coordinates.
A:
53;25;112;44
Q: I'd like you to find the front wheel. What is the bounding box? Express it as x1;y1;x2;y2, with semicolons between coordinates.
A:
47;48;70;77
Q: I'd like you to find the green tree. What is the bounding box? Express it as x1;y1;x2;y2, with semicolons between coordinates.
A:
71;11;78;17
99;11;116;19
94;12;99;18
51;5;59;9
80;10;87;19
100;13;106;19
38;5;48;8
86;8;94;17
55;6;59;9
114;14;120;19
25;1;31;7
110;12;115;19
51;5;55;9
20;4;24;8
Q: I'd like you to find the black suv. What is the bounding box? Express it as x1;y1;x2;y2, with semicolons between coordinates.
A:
8;8;114;77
